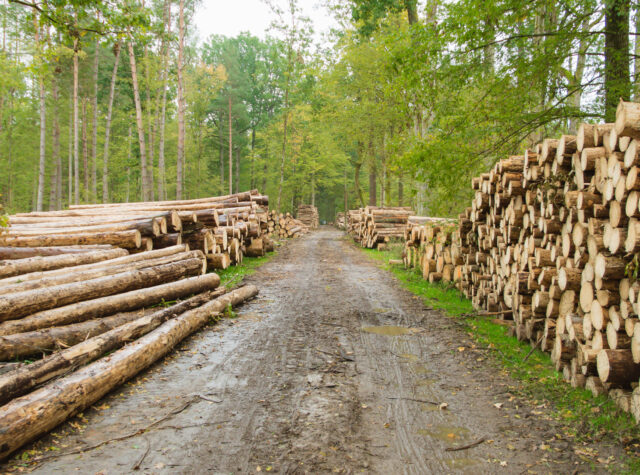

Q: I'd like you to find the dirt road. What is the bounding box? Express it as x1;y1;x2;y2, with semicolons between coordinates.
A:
9;228;612;473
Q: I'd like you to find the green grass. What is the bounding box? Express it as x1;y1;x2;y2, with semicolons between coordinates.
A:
361;242;640;472
214;249;277;287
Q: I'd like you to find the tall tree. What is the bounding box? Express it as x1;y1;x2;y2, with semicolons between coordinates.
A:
128;40;149;201
604;0;630;121
176;0;185;199
35;14;46;211
102;41;121;203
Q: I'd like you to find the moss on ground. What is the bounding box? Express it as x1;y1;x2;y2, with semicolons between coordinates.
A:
362;242;640;473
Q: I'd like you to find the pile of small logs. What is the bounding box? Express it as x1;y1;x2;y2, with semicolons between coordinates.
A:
345;206;414;249
0;244;259;460
402;216;460;282
3;190;272;271
336;212;346;229
297;204;319;229
267;210;309;238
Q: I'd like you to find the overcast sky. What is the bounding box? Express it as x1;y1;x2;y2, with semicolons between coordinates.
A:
193;0;339;45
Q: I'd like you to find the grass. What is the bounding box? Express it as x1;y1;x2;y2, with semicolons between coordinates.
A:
214;249;277;288
362;242;640;473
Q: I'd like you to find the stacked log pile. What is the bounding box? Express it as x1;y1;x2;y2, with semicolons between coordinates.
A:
345;206;414;249
297;204;319;229
0;243;259;460
385;100;640;422
3;190;272;270
336;212;346;229
266;210;309;238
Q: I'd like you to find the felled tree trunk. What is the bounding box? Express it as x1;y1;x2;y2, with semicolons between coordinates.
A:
0;284;258;461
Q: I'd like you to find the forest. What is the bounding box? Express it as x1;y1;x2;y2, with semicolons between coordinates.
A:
0;0;637;220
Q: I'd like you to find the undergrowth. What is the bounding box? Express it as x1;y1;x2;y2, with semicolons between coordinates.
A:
362;242;640;473
214;249;277;288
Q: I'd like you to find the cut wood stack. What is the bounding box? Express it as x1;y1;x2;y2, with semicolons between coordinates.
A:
297;204;319;229
3;190;272;270
345;206;414;249
383;100;640;423
336;212;346;229
266;210;310;238
0;242;260;460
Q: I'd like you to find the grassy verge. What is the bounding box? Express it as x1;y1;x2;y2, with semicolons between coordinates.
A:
362;242;640;472
215;249;277;287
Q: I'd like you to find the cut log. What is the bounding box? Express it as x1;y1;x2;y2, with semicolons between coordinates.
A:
207;253;231;270
0;230;142;249
0;289;227;404
0;248;128;279
0;284;258;461
0;257;207;321
597;349;640;386
0;273;221;336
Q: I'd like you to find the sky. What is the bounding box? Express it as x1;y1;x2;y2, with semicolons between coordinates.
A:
193;0;339;45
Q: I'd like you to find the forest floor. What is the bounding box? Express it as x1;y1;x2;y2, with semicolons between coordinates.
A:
3;227;632;474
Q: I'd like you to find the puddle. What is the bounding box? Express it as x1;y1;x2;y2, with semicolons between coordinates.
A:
445;458;479;469
418;425;471;442
361;326;418;336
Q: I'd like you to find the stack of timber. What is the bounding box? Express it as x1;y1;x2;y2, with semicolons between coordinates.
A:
393;100;640;423
297;204;319;229
3;190;273;271
0;243;260;460
266;210;310;238
402;216;460;282
336;212;346;229
345;206;414;249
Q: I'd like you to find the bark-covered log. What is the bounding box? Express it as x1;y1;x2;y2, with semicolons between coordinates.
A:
0;257;206;322
0;289;227;403
0;273;221;336
0;230;142;249
0;248;127;279
0;284;258;461
0;245;118;259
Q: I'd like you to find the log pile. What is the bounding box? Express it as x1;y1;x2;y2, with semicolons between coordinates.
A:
266;210;309;238
336;212;346;229
0;241;259;460
345;206;414;249
297;204;319;229
3;190;272;270
387;100;640;422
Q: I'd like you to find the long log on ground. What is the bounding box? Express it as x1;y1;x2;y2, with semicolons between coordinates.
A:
0;289;227;403
0;284;258;461
68;190;258;209
0;257;206;322
0;246;118;259
0;273;221;336
8;211;175;226
0;250;202;296
0;230;142;249
5;218;164;237
0;245;187;287
0;248;128;279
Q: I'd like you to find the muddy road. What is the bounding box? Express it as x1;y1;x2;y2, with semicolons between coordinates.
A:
8;227;611;473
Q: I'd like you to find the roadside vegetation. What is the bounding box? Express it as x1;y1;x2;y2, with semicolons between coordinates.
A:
216;249;277;288
363;243;640;473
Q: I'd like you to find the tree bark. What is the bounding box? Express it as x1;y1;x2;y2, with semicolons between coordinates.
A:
176;0;186;200
82;97;89;202
0;248;127;280
73;36;80;205
0;289;226;404
49;63;61;211
0;285;256;461
228;95;233;194
127;41;149;201
1;230;142;249
102;42;121;203
91;40;99;202
604;0;631;122
35;18;46;212
157;0;171;200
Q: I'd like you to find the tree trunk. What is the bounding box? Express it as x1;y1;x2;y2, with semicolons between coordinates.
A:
404;0;418;24
604;0;631;122
398;171;404;206
157;0;171;200
368;163;377;206
0;248;127;280
1;230;142;250
0;285;256;461
228;95;233;194
68;95;73;206
127;41;149;201
0;289;225;405
0;256;205;323
73;37;80;205
35;19;46;212
635;6;640;99
102;42;121;203
49;68;60;211
219;113;225;192
82;97;89;203
235;146;240;194
91;40;99;202
176;0;186;200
